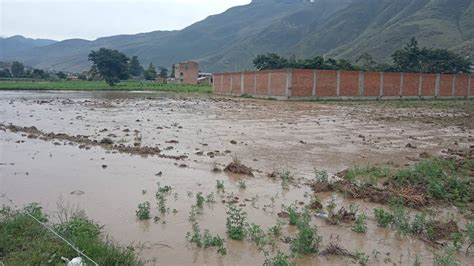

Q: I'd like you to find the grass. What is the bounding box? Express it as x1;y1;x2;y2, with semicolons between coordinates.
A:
0;204;142;265
344;166;389;185
0;79;212;93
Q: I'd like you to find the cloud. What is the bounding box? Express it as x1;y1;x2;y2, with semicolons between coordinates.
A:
0;0;251;40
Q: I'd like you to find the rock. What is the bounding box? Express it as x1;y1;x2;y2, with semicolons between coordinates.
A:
99;138;114;145
101;164;107;169
277;211;290;218
230;140;237;144
71;190;85;196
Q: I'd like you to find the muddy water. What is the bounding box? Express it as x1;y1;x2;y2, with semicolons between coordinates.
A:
0;91;472;265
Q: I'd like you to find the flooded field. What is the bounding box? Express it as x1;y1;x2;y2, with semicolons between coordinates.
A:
1;91;473;265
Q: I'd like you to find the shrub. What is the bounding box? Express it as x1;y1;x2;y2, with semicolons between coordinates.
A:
196;192;205;209
374;208;394;228
290;211;322;254
226;205;247;240
136;202;151;220
264;251;295;266
352;213;368;233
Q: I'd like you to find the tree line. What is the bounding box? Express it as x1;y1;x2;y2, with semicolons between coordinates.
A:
0;61;66;79
88;48;169;86
253;38;472;74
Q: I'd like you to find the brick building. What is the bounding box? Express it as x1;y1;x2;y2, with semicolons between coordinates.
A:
174;61;199;84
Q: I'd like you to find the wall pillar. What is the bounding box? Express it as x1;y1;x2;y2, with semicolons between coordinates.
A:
452;75;456;96
358;71;365;97
253;72;257;95
418;74;423;97
336;70;341;97
286;69;292;98
241;72;244;95
220;75;224;94
379;72;384;97
400;72;404;97
468;76;472;97
268;71;272;96
435;74;441;97
312;70;317;97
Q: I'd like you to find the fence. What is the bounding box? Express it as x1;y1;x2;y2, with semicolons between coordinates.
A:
213;69;473;99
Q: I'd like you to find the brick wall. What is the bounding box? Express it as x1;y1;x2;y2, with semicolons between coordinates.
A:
213;69;473;99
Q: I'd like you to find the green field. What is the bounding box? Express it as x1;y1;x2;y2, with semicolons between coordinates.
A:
0;80;212;93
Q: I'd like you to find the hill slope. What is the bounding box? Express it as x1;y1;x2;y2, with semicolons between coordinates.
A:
0;35;57;59
1;0;472;72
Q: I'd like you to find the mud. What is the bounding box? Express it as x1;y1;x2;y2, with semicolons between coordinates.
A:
1;91;473;265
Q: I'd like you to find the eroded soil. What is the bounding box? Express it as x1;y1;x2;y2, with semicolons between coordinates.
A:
1;91;473;265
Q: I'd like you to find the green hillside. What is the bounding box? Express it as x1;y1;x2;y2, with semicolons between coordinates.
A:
1;0;472;72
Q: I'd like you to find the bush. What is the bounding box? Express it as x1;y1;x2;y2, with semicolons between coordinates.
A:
290;211;322;254
352;213;368;233
374;208;394;228
226;205;247;240
135;202;151;220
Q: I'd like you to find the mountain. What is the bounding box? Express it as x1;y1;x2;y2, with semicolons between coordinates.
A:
0;35;57;59
1;0;473;72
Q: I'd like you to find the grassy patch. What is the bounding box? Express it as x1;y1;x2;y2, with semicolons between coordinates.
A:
0;204;142;265
344;166;389;185
0;80;212;93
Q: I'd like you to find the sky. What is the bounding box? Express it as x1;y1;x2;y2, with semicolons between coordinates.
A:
0;0;251;41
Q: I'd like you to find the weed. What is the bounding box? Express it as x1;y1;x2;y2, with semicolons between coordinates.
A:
285;204;300;226
466;220;473;254
345;166;388;185
352;213;368;233
226;205;247;240
290;210;322;254
239;180;247;190
326;195;337;215
186;206;227;255
136;202;151;220
206;193;215;203
450;232;464;251
355;251;369;266
216;180;225;191
314;169;329;183
413;255;421;266
196;192;205;209
247;223;267;250
263;251;295;266
269;223;282;237
434;247;459;266
0;204;142;265
157;193;167;214
374;208;394;228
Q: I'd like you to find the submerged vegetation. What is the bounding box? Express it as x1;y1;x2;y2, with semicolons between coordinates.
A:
0;204;142;265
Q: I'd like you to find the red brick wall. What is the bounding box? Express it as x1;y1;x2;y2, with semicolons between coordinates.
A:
243;72;255;95
213;71;471;99
255;71;269;95
270;70;287;96
363;72;380;97
383;72;401;97
316;70;337;97
403;73;420;96
292;69;313;97
439;75;454;96
231;73;241;95
455;75;469;97
421;74;437;96
340;71;359;97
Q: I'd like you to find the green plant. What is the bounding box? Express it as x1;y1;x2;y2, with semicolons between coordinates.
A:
413;255;421;266
352;213;368;233
263;251;295;266
314;169;329;183
326;195;337;215
239;180;247;189
450;232;464;251
216;180;225;190
269;223;282;237
466;220;473;254
286;204;300;226
391;203;412;235
434;247;459;266
355;251;369;266
136;202;151;220
196;192;205;209
345;166;388;185
186;206;227;255
157;193;167;214
226;205;247;240
247;223;267;249
374;208;394;228
290;211;322;254
206;193;215;203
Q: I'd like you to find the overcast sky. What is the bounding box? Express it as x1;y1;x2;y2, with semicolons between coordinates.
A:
0;0;251;41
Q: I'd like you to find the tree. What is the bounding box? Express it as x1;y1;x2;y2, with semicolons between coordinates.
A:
391;37;470;74
88;48;130;86
11;61;24;77
0;69;11;78
253;53;288;70
57;71;67;79
129;56;143;77
356;53;377;71
158;67;168;79
144;63;157;80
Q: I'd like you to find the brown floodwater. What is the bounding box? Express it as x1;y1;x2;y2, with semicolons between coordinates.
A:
0;91;472;265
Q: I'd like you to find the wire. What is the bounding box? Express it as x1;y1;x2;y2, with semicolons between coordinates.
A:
1;194;99;266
